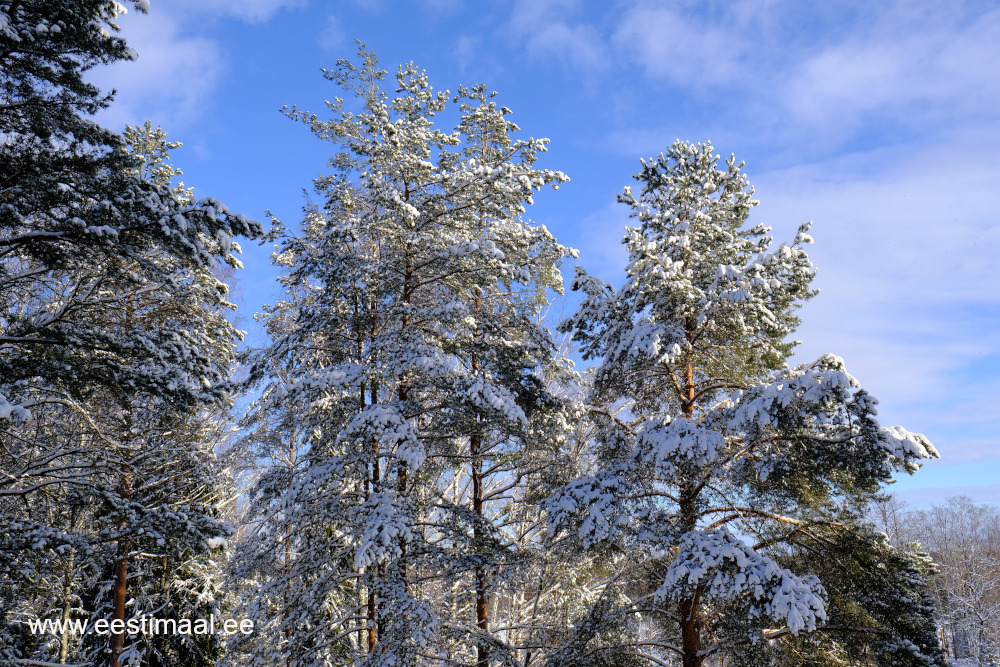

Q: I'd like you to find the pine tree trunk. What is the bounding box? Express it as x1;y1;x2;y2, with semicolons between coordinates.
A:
110;474;131;667
679;594;703;667
398;246;411;583
472;430;488;667
471;311;489;667
679;359;702;667
679;484;703;667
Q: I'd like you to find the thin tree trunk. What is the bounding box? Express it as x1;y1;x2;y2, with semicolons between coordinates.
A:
59;548;75;664
398;251;412;583
471;316;489;667
679;360;703;667
370;441;381;649
473;430;488;667
110;474;131;667
284;521;293;667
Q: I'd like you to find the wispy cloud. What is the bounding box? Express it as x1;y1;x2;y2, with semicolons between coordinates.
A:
91;8;222;131
785;6;1000;134
510;1;1000;494
612;6;746;86
171;0;307;23
752;130;1000;467
92;0;307;131
507;0;608;71
316;14;346;53
609;1;1000;150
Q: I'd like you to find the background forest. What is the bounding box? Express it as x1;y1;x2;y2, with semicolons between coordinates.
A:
2;2;998;667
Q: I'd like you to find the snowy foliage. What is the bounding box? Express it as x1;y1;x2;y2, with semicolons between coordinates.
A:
0;9;953;664
1;0;262;418
1;5;260;662
232;46;576;667
550;141;943;666
884;497;1000;666
657;529;827;635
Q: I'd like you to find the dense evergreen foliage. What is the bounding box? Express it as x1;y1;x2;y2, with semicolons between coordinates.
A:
232;48;577;667
549;141;944;667
1;3;261;665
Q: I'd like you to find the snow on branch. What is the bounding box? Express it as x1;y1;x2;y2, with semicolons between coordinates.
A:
657;528;827;636
0;392;31;421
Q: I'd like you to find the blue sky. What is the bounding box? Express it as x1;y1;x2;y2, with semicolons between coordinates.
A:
94;0;1000;507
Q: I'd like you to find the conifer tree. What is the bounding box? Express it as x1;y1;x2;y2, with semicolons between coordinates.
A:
2;118;250;666
1;2;262;661
237;46;574;667
550;140;944;667
0;0;260;413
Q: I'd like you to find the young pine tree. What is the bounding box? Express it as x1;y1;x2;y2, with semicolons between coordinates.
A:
549;140;944;667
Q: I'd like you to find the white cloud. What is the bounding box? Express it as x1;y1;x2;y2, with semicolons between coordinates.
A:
609;1;1000;150
317;14;346;53
931;438;1000;464
785;7;1000;131
90;8;222;131
90;0;306;131
612;6;744;86
454;35;478;72
597;0;1000;476
507;0;608;70
170;0;306;23
750;131;1000;468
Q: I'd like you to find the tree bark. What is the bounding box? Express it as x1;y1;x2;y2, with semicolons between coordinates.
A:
679;359;702;667
284;520;293;667
369;444;381;650
110;474;131;667
473;430;488;667
471;327;489;667
59;548;75;664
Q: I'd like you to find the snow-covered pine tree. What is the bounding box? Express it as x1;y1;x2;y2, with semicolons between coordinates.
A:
2;117;251;666
75;399;234;667
0;0;260;417
438;82;578;667
549;140;944;667
237;46;574;666
80;123;244;667
225;291;319;667
1;2;262;657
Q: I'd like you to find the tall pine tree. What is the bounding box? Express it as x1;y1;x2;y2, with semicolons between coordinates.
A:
1;2;262;663
236;47;575;667
549;140;944;667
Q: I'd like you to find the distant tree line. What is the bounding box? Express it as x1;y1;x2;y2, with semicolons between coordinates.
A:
875;496;1000;666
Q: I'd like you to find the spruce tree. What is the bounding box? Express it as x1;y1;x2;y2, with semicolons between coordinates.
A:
549;140;944;667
